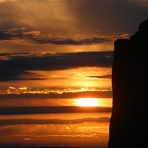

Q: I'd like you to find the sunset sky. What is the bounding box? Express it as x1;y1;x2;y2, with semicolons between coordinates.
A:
0;0;148;107
0;1;148;147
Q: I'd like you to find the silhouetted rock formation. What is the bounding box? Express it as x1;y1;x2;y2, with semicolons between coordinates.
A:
108;19;148;148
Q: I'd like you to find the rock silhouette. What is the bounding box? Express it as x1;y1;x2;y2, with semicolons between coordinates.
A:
108;19;148;148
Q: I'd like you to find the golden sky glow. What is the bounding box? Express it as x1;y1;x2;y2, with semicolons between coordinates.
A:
0;67;112;94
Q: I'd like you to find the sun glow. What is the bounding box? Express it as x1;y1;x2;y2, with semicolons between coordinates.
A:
76;98;100;107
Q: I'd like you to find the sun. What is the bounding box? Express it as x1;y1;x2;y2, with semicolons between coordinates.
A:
75;98;100;107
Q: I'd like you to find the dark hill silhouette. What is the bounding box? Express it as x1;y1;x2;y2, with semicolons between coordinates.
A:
108;19;148;148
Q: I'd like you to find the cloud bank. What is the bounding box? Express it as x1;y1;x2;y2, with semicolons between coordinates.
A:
0;51;113;81
0;106;112;115
0;30;111;45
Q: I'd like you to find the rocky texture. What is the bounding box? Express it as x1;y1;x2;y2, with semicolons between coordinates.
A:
108;19;148;148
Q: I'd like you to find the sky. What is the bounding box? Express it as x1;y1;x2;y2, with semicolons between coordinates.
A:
0;0;148;107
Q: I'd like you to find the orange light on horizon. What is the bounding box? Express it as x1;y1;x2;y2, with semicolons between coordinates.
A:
75;98;100;107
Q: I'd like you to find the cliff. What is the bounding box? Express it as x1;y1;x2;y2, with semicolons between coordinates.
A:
108;19;148;148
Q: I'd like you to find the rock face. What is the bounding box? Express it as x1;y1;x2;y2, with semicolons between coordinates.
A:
108;19;148;148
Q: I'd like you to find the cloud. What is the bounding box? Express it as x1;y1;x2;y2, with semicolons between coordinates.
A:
0;106;112;115
88;75;112;79
0;90;112;99
0;29;111;45
0;31;12;40
0;0;77;34
0;51;113;81
0;0;148;35
32;37;110;45
0;28;114;54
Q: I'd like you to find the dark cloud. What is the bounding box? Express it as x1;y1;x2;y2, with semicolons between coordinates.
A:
0;31;12;40
32;37;110;45
0;106;112;115
0;51;113;81
0;30;111;45
88;75;112;79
